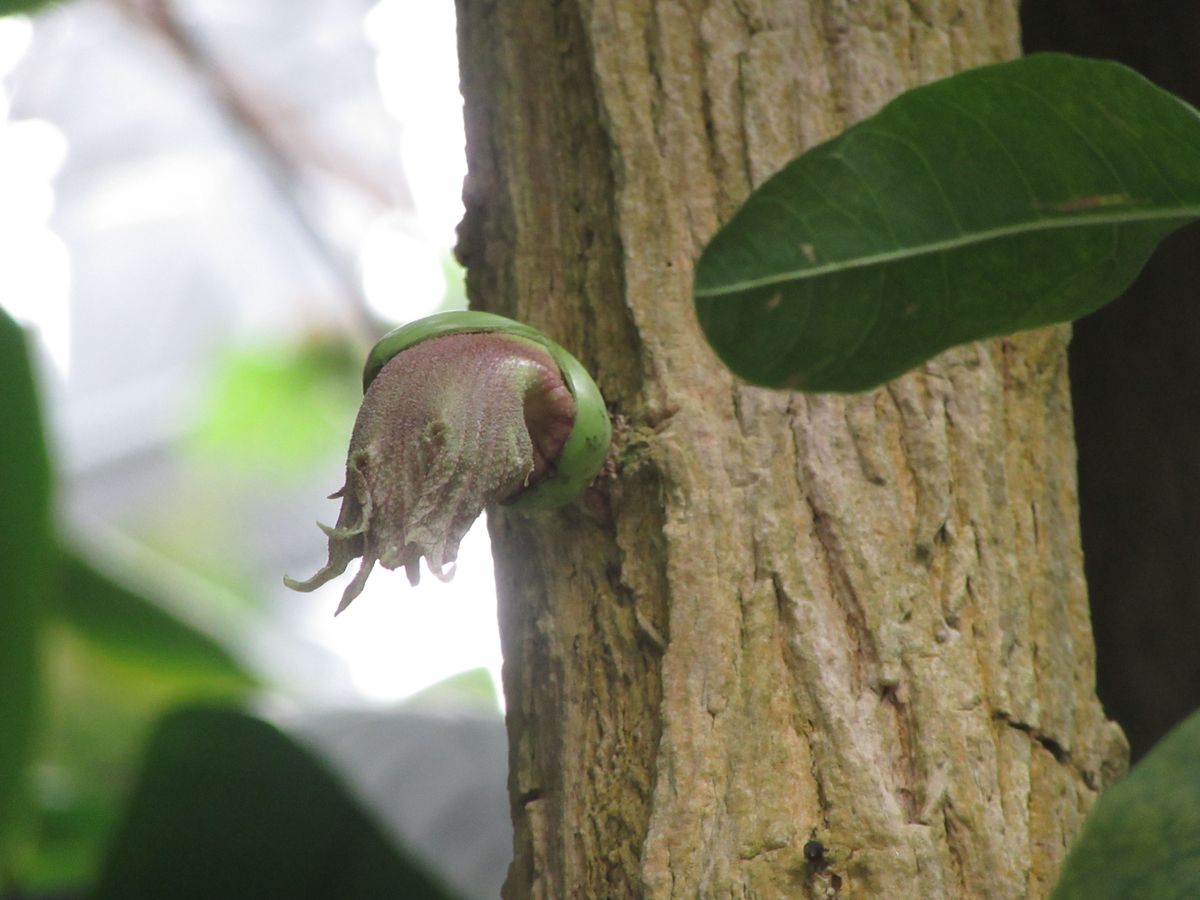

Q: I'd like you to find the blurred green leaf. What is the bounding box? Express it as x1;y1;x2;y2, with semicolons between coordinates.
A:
19;632;154;894
50;549;255;691
1050;708;1200;898
694;54;1200;391
21;610;252;896
0;0;56;16
16;544;255;893
92;706;460;900
190;336;360;474
0;310;52;860
400;667;501;715
439;253;468;311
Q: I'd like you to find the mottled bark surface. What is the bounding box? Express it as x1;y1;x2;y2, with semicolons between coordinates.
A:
455;2;1128;897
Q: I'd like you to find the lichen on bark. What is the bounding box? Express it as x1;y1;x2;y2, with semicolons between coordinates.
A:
286;331;574;614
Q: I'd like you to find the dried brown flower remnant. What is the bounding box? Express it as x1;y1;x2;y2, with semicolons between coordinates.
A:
285;332;575;615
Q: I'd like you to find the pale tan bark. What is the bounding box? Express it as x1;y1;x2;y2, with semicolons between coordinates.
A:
455;1;1129;897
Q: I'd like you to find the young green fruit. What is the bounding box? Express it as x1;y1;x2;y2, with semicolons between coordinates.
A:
285;311;610;615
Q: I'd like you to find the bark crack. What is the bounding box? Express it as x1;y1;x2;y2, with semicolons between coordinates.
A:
771;571;832;837
993;711;1068;765
804;490;880;689
878;683;921;824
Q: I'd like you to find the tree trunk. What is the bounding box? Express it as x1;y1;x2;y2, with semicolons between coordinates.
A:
455;2;1128;896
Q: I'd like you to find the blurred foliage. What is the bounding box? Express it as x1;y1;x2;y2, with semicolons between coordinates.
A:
0;311;258;894
52;551;253;690
0;0;57;18
440;254;468;311
1051;707;1200;898
400;666;501;715
92;706;457;900
19;627;239;890
189;335;361;476
15;552;257;890
117;471;275;620
0;309;52;879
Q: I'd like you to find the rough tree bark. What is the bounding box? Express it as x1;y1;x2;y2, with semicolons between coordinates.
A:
455;2;1129;897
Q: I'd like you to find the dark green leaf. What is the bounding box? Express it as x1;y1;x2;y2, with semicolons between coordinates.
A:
694;54;1200;391
0;309;52;849
92;706;461;900
52;549;254;691
1050;708;1200;898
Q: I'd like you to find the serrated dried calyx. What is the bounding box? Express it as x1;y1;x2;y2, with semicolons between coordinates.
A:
285;332;575;614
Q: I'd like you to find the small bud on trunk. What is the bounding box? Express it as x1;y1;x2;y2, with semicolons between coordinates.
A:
285;332;575;614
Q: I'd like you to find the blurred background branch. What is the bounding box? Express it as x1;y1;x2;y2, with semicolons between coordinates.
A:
110;0;410;339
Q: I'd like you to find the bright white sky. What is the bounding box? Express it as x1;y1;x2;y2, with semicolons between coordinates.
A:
0;16;71;373
360;0;468;325
0;3;503;708
300;517;502;703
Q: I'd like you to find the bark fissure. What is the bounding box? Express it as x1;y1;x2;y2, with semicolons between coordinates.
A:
994;709;1093;782
803;492;874;690
457;0;1127;896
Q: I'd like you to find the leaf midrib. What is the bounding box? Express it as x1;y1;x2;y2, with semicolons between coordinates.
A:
694;205;1200;298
